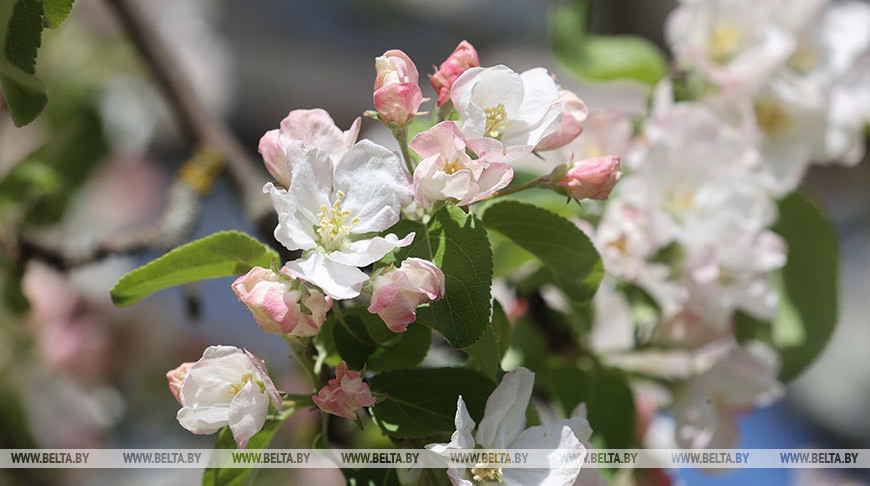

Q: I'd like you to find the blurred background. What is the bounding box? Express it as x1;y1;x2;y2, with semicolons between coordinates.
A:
0;0;868;485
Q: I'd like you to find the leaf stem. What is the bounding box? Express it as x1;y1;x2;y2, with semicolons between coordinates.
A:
283;336;322;391
488;177;547;199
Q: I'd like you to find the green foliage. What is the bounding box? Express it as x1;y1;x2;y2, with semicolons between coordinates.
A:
201;409;294;486
110;231;280;307
385;206;493;349
42;0;74;28
369;368;495;438
737;192;839;381
549;364;635;450
0;0;47;126
332;307;431;372
548;0;668;86
463;301;511;381
482;201;603;304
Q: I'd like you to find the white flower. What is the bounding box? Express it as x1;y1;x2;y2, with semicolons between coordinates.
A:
410;121;514;208
266;139;415;300
672;340;783;449
175;346;282;449
451;65;565;162
665;0;795;92
426;368;587;486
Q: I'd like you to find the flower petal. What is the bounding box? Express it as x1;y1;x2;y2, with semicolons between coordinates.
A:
325;232;415;268
334;140;414;234
265;182;318;251
228;380;271;449
279;109;351;165
287;144;335;227
244;348;283;411
426;395;477;453
502;423;584;486
475;367;535;449
284;252;369;300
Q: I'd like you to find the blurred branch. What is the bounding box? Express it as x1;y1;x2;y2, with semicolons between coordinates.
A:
103;0;273;228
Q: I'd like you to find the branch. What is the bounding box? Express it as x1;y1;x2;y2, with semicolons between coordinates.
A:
103;0;272;227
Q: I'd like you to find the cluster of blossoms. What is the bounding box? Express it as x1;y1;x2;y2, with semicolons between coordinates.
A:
164;38;618;467
565;0;870;454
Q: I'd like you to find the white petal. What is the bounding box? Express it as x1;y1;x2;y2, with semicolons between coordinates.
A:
333;140;413;234
475;367;535;449
472;65;525;118
228;380;271;449
287;144;334;228
177;405;229;435
514;68;561;128
427;396;477;453
503;423;584;486
285;252;369;300
325;233;415;267
451;67;487;139
265;183;317;251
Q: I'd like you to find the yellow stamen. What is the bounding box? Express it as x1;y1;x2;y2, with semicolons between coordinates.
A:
755;99;792;137
484;103;512;139
470;463;505;484
708;23;741;64
315;191;357;251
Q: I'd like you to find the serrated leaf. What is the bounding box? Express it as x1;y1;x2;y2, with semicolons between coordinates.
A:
369;368;495;439
386;206;493;348
482;201;603;304
463;302;510;382
549;364;635;450
42;0;74;28
1;0;47;126
110;231;279;307
201;409;294;486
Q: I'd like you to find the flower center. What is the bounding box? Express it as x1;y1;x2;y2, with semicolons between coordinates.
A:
442;157;468;175
708;23;741;64
471;463;505;484
755;99;792;137
316;190;360;252
484;104;512;139
787;43;817;74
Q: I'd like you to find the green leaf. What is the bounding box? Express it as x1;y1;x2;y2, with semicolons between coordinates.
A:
770;192;839;381
0;0;47;126
201;409;294;486
386;206;493;348
332;308;431;372
482;201;604;304
549;364;635;450
548;1;667;86
110;231;280;307
463;302;511;382
369;368;495;438
42;0;74;28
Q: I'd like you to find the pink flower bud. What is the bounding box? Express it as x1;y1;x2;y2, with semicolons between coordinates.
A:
367;258;445;333
558;156;622;201
232;266;332;337
166;362;194;405
312;361;377;420
536;89;589;151
430;40;480;107
374;49;424;127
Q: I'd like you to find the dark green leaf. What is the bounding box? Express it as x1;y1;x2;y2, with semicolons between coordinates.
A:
482;201;603;304
369;368;495;438
386;206;493;348
0;0;47;126
110;231;280;307
367;323;431;372
333;309;378;370
463;302;511;382
549;364;635;449
333;308;431;372
201;409;293;486
42;0;74;28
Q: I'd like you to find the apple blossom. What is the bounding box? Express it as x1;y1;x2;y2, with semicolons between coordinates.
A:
672;341;783;449
367;257;446;333
665;0;795;91
265;139;415;300
166;361;193;405
430;40;480;107
312;360;377;421
373;49;424;127
409;121;514;208
175;345;283;449
232;265;332;337
451;65;565;162
536;89;589;151
258;109;361;186
556;155;622;201
427;367;587;485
